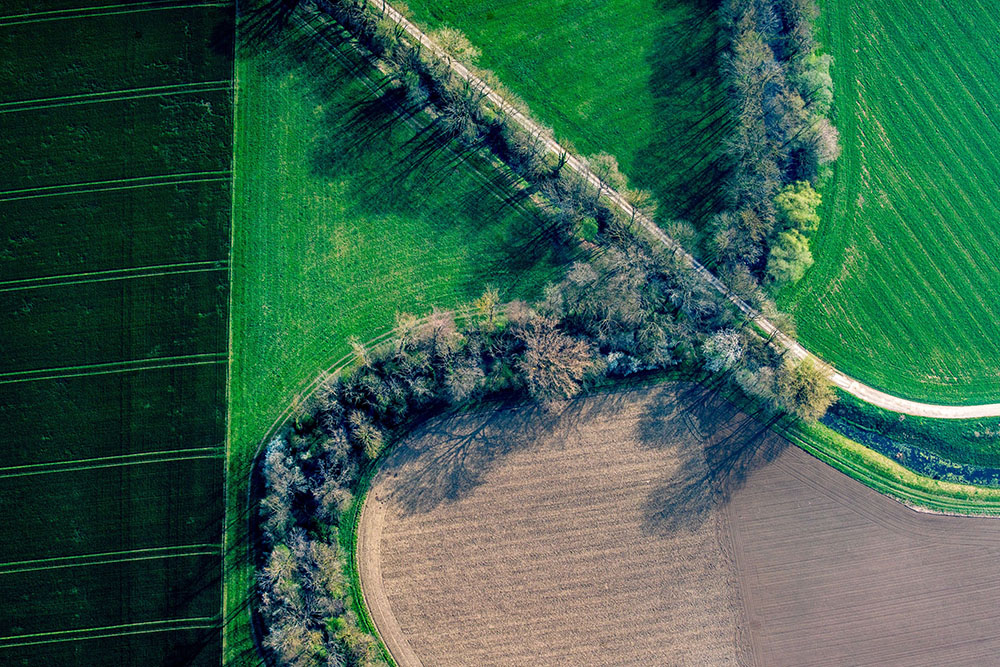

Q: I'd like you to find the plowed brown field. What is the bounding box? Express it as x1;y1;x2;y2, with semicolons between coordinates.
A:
358;383;1000;666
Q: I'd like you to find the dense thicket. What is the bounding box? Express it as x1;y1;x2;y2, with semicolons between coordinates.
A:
712;0;838;288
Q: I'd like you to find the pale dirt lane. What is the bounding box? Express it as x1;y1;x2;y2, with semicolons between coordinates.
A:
358;0;1000;418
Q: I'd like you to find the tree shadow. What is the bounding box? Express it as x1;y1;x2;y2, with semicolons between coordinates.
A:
385;391;635;516
239;0;571;296
383;401;553;515
237;0;303;56
210;4;236;62
638;381;789;535
635;0;733;233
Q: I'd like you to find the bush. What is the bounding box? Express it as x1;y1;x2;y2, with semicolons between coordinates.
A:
766;229;813;285
775;181;822;234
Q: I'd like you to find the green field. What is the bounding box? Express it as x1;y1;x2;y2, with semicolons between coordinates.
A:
0;182;231;280
776;0;1000;403
401;0;728;226
3;92;231;190
0;365;225;466
225;6;566;660
0;5;233;100
0;3;232;664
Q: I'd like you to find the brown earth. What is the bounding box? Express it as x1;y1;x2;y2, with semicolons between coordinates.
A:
358;383;1000;666
729;445;1000;666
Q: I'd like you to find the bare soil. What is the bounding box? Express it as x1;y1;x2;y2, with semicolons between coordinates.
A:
729;445;1000;666
358;382;1000;666
359;383;766;666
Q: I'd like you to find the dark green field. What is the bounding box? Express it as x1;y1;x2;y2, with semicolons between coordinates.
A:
0;365;226;466
0;2;232;664
0;182;231;280
0;5;233;100
3;92;231;190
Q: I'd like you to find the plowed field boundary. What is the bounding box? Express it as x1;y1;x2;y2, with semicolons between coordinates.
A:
0;81;232;114
0;543;220;576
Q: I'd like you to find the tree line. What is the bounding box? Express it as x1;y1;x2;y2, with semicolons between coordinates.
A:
256;226;835;666
711;0;840;290
252;1;838;664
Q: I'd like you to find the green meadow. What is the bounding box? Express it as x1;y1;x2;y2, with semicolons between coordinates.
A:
778;0;1000;403
225;7;566;659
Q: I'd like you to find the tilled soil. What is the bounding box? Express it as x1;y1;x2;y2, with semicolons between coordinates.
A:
728;445;1000;666
359;383;1000;666
359;384;752;666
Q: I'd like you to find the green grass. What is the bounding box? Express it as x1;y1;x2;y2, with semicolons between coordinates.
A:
401;0;729;226
224;10;566;662
777;0;1000;403
784;419;1000;514
826;392;1000;469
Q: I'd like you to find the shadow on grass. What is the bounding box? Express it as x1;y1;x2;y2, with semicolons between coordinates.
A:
239;1;573;293
637;379;788;535
636;0;733;231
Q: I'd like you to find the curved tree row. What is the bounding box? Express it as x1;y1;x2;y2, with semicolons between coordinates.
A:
249;1;839;665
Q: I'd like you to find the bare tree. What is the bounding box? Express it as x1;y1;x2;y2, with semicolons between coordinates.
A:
517;316;596;405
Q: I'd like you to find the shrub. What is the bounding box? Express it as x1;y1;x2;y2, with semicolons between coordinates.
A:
766;229;813;285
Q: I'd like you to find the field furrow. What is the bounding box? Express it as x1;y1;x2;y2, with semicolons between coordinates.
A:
0;260;227;292
0;170;231;201
0;353;226;385
0;617;219;649
0;447;223;479
0;1;228;26
0;80;232;114
0;543;220;575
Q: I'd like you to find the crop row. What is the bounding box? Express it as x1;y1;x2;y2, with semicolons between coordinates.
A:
0;180;230;281
0;4;233;102
1;90;231;192
0;551;219;638
0;270;227;373
780;0;1000;403
0;363;226;467
0;456;223;563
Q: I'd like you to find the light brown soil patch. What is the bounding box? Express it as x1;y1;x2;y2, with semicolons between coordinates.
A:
359;384;756;665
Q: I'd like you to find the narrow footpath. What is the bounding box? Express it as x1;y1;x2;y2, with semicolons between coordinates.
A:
364;0;1000;419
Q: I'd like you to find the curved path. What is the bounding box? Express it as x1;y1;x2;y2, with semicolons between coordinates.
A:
359;0;1000;419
